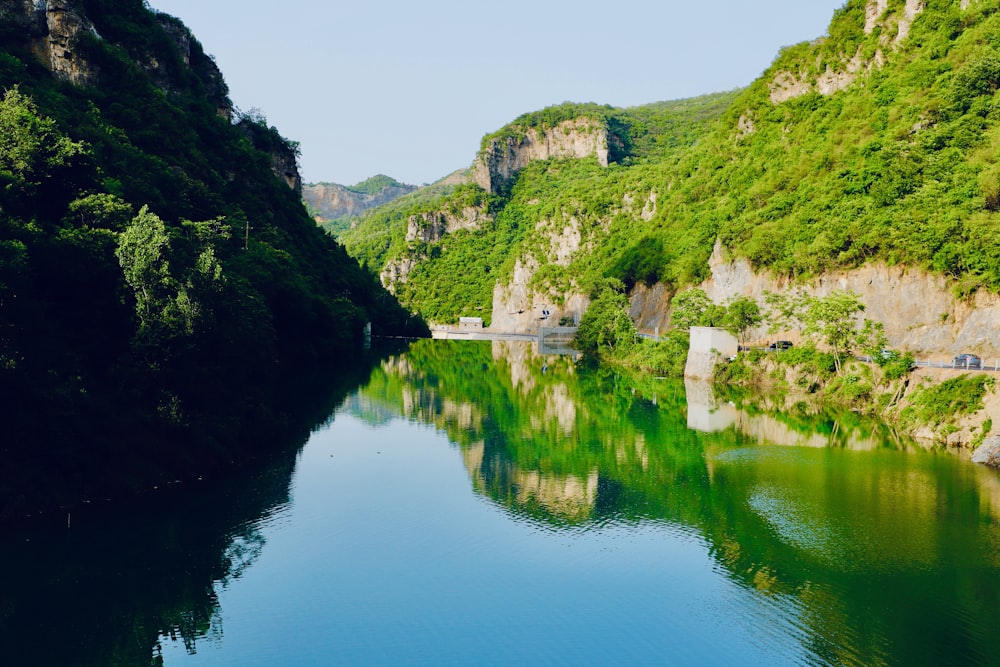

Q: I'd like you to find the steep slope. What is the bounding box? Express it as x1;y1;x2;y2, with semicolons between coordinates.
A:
0;0;426;514
303;174;418;232
345;0;1000;348
341;93;738;327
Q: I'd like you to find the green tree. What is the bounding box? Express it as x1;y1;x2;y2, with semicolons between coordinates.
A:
0;86;83;191
723;296;762;347
857;319;889;366
670;288;725;330
801;291;866;373
575;279;636;355
64;193;134;231
115;205;180;336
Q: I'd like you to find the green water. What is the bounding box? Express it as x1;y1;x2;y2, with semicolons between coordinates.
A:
4;339;1000;666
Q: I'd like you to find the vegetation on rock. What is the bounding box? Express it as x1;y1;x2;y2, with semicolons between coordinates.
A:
344;1;1000;337
0;0;425;514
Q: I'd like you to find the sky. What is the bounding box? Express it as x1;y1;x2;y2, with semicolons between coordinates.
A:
149;1;847;187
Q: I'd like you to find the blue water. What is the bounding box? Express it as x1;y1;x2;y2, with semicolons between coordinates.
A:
158;416;810;666
6;340;1000;666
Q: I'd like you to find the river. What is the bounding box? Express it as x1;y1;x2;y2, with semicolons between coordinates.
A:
4;339;1000;666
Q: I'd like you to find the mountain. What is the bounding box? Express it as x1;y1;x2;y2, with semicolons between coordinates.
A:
340;93;738;326
342;0;1000;357
0;0;426;515
303;174;418;233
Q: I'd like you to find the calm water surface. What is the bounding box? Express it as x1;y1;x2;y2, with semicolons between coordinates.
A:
5;339;1000;666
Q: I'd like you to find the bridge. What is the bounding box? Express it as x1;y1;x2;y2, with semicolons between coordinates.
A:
538;326;579;356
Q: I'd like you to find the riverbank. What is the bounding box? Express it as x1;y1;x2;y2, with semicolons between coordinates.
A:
713;345;999;452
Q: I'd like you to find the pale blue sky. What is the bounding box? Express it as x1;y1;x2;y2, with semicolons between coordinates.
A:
150;1;846;186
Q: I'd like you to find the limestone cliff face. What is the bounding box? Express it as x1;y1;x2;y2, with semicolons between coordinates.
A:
303;181;418;222
379;205;488;290
270;146;301;195
153;15;231;119
5;0;99;87
2;1;232;118
405;207;486;243
630;240;1000;360
765;0;931;106
471;118;610;194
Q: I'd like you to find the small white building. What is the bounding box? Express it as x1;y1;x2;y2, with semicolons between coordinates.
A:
684;327;739;379
459;317;483;330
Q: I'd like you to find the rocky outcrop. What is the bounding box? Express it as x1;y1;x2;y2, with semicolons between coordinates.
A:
380;256;419;291
153;15;231;119
1;1;232;115
270;147;301;194
490;255;589;333
972;435;1000;467
4;0;100;86
378;205;489;294
631;239;1000;360
303;181;418;222
405;207;486;243
767;0;927;105
471;118;610;194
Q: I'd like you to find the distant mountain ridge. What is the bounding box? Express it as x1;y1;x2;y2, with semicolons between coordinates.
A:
303;175;418;227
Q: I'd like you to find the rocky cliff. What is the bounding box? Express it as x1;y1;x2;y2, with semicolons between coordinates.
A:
303;178;418;222
379;204;489;288
4;0;99;86
2;0;305;190
626;240;1000;361
471;118;611;194
766;0;924;105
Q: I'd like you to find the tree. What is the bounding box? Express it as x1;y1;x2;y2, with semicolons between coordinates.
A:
670;288;725;330
575;279;636;355
763;290;809;334
115;205;180;337
800;291;866;373
0;86;83;191
723;296;762;348
857;319;889;366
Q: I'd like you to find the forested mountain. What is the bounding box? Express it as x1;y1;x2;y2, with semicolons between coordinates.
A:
0;0;425;515
303;174;418;234
343;0;1000;335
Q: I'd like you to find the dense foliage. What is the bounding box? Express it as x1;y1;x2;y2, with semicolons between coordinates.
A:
342;93;738;324
0;0;425;512
345;0;1000;328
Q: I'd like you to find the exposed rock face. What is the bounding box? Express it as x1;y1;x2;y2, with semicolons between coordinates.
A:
5;0;100;86
488;213;592;333
270;147;301;194
303;181;418;222
632;239;1000;360
380;256;419;290
767;0;927;105
471;118;610;194
153;15;231;119
972;436;1000;467
379;205;489;294
490;255;589;333
405;207;486;243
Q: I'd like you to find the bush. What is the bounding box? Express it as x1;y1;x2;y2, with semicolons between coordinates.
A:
900;374;996;430
621;331;688;376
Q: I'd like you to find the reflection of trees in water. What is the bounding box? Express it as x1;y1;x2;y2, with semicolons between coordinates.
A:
364;339;1000;666
0;352;385;667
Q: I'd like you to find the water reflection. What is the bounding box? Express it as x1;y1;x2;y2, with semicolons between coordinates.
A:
352;339;1000;665
0;351;386;667
5;339;1000;665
